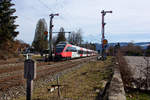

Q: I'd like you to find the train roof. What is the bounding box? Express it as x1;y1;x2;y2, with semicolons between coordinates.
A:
57;41;97;52
57;41;68;45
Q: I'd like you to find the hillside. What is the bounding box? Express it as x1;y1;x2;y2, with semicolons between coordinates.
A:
95;42;150;51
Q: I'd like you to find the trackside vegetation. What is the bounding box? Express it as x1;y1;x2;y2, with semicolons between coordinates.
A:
15;57;113;100
126;92;150;100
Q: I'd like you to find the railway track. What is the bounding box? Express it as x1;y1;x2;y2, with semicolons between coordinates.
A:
0;62;55;74
0;56;96;91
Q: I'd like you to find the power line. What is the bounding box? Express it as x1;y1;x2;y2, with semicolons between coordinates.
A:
37;0;52;11
36;0;74;35
36;0;70;23
18;13;34;23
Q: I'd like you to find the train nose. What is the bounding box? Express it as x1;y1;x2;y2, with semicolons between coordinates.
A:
55;53;62;60
55;53;61;56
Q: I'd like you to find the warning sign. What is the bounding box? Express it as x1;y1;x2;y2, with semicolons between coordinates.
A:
103;39;108;44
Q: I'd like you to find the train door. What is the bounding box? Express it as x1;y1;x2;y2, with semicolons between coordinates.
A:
71;46;79;58
80;48;83;57
76;47;80;58
72;51;76;58
71;46;75;58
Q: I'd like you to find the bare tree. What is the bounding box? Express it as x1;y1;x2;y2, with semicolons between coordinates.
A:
68;31;76;45
120;43;143;56
68;29;83;46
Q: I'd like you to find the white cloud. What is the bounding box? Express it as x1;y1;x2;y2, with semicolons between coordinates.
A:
13;0;150;44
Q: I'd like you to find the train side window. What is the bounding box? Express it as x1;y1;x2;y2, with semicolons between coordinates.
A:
78;50;80;54
72;47;74;52
78;50;83;54
83;51;86;54
71;47;77;52
66;49;69;52
65;48;68;52
78;50;81;54
66;47;77;52
69;47;72;52
66;47;71;52
73;47;77;52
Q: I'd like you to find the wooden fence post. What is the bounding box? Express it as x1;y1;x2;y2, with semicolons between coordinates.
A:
24;59;36;100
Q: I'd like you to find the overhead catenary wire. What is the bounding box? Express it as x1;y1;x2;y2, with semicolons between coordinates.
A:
37;0;53;11
36;0;73;29
15;0;74;37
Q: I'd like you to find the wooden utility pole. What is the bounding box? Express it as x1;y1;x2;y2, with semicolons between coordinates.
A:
49;13;59;61
57;75;61;98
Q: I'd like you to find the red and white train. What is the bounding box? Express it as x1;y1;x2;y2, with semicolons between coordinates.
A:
55;42;97;60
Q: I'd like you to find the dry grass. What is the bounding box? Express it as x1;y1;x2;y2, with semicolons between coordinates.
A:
116;51;133;90
15;57;113;100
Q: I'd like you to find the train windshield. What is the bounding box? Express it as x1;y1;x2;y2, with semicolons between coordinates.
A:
56;48;64;53
56;44;66;53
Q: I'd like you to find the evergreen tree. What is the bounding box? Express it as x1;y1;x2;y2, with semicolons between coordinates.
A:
32;18;48;52
0;0;18;46
56;27;66;44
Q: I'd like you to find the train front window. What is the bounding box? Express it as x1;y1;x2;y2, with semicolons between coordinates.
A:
56;44;66;53
56;48;64;53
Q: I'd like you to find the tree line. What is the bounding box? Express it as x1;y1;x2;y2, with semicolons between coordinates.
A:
107;42;150;57
0;0;26;59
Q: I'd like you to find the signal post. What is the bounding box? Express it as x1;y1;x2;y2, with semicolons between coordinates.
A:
49;13;59;61
100;10;112;60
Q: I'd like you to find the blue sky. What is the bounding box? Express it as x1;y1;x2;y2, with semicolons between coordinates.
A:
12;0;150;44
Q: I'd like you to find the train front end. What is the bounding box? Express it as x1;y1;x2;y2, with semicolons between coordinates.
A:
55;42;69;60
